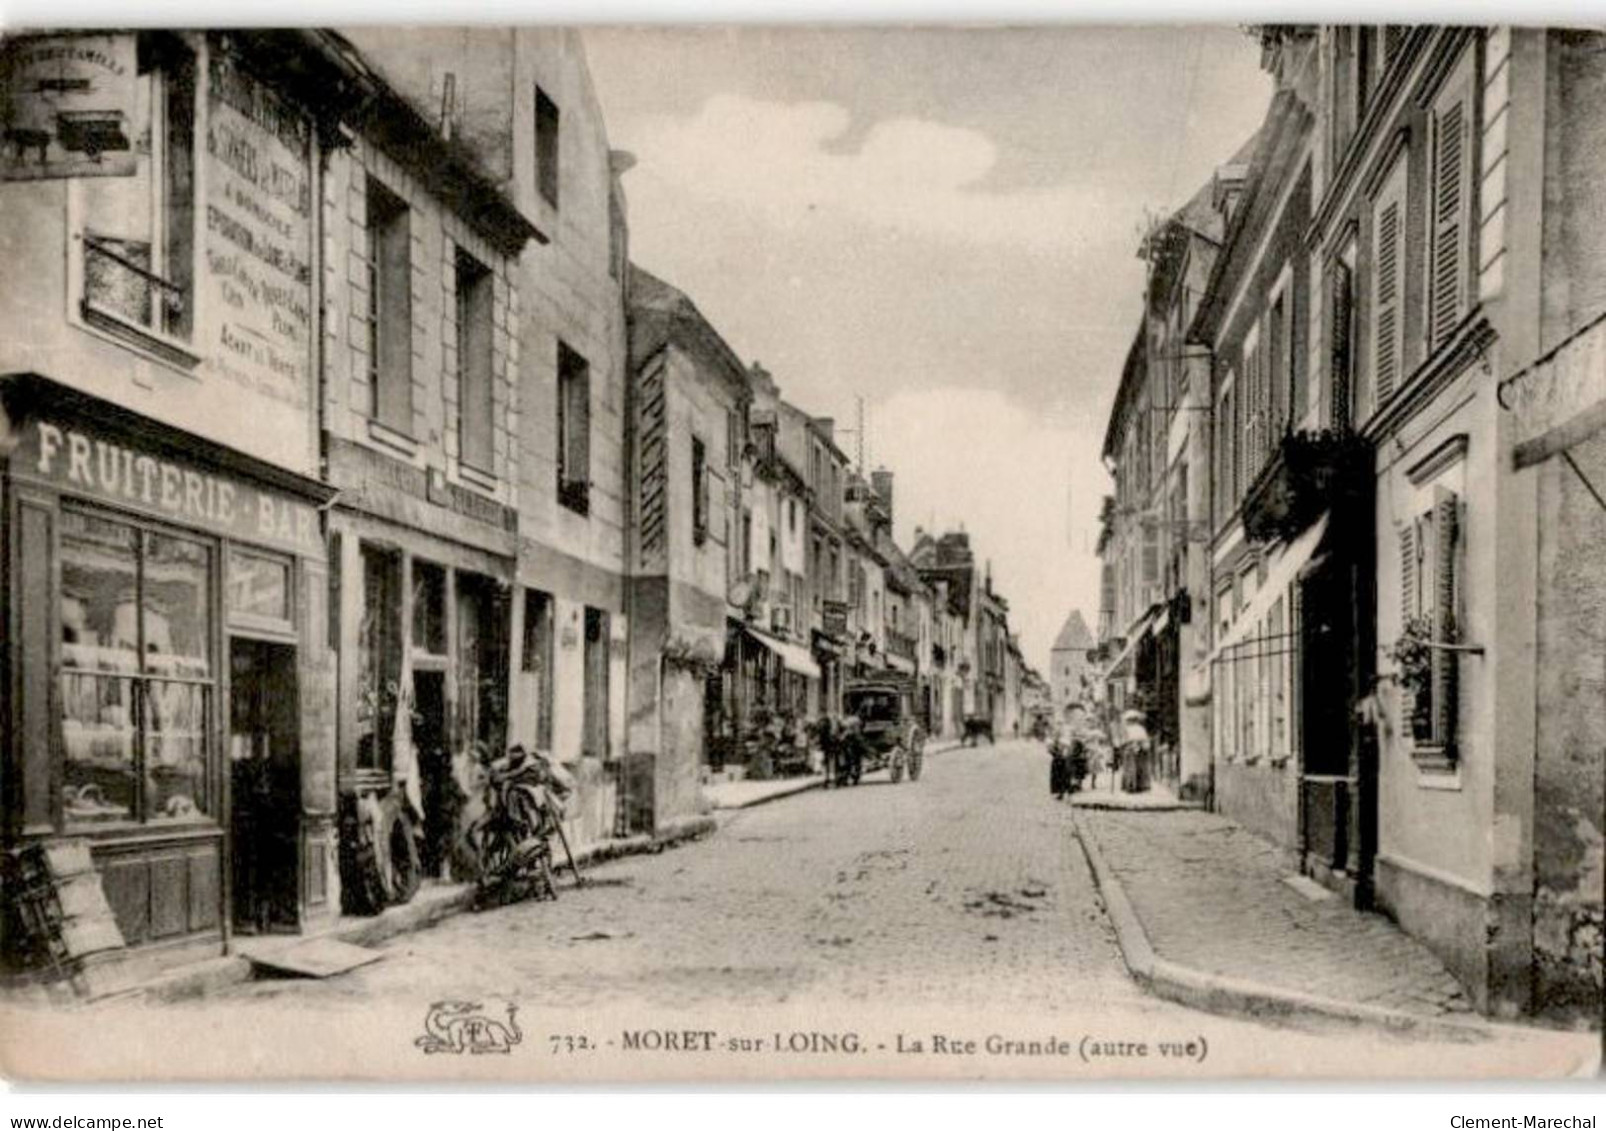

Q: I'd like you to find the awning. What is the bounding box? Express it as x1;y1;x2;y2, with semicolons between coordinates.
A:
1104;607;1159;681
885;652;916;675
1211;511;1330;662
747;627;822;680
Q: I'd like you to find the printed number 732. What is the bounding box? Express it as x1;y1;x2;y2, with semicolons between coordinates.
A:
549;1034;594;1053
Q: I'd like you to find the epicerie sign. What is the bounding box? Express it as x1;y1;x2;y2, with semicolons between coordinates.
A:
19;419;321;557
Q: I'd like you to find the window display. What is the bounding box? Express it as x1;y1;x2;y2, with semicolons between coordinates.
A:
59;507;213;829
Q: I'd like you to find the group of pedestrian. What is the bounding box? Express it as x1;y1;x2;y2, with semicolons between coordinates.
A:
814;715;867;788
1045;707;1154;800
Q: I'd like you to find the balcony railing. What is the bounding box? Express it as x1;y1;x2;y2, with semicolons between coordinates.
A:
887;629;917;661
1241;429;1372;544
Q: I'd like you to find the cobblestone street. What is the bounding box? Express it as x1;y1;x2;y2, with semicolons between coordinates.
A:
211;740;1137;1014
0;738;1580;1081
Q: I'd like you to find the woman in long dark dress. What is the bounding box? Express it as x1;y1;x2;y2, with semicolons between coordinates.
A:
1048;723;1071;799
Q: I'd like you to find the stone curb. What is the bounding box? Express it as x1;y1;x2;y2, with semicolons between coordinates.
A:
118;816;720;1007
1069;809;1514;1045
1070;797;1203;812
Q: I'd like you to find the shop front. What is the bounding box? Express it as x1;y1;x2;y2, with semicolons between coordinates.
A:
1;376;335;974
325;439;515;911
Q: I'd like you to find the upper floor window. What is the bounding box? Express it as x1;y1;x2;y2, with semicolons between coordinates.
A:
535;86;560;208
455;249;494;475
366;177;413;435
1328;238;1358;429
1369;151;1408;411
557;341;590;514
692;435;708;545
80;35;195;349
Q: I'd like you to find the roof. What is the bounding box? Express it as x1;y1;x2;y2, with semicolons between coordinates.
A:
244;30;544;256
628;264;751;397
1052;610;1094;653
1188;88;1313;347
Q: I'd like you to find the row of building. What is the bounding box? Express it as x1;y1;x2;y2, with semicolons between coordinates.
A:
1093;25;1606;1022
0;28;1037;984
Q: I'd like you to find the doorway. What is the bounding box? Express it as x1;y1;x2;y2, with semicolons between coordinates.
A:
229;638;301;934
413;669;453;879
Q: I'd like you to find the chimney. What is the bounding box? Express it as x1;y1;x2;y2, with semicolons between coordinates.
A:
870;468;894;526
814;417;835;442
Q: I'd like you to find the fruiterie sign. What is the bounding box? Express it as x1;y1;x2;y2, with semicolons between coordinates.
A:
16;418;322;557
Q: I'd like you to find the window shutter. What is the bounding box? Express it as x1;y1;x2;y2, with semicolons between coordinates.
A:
1330;263;1354;428
1429;87;1470;352
1374;194;1403;404
1431;487;1460;748
1142;518;1159;587
1398;523;1415;624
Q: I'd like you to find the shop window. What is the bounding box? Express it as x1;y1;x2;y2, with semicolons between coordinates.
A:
692;435;708;545
366;177;413;435
521;588;555;750
357;544;403;773
557;341;591;515
456;574;508;759
59;508;213;829
227;547;292;634
535;86;560;209
80;35;196;351
412;560;447;658
456;249;495;475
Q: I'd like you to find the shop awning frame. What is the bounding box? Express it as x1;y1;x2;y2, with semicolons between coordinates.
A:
746;627;822;680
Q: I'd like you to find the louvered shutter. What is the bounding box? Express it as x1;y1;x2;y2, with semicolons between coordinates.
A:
1398;523;1416;624
1430;488;1460;748
1374;191;1403;405
1383;25;1407;64
1429;75;1472;352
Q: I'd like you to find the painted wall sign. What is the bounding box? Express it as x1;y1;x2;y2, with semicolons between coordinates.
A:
14;418;323;558
0;34;138;180
1509;319;1606;466
203;48;313;411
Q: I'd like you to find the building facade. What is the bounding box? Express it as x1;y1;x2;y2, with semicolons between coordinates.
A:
625;266;750;826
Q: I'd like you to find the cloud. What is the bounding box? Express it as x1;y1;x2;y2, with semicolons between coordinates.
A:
623;93;1136;251
870;386;1107;671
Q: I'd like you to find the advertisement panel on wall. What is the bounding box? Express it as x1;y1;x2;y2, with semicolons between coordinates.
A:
1;34;138;180
203;43;314;412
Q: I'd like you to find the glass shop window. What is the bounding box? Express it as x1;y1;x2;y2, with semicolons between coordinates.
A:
227;548;291;629
412;560;447;658
59;507;213;829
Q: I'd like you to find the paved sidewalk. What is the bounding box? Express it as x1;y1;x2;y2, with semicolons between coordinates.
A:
704;774;825;809
1076;806;1475;1028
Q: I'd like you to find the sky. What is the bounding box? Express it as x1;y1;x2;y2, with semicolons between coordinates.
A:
583;26;1272;672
